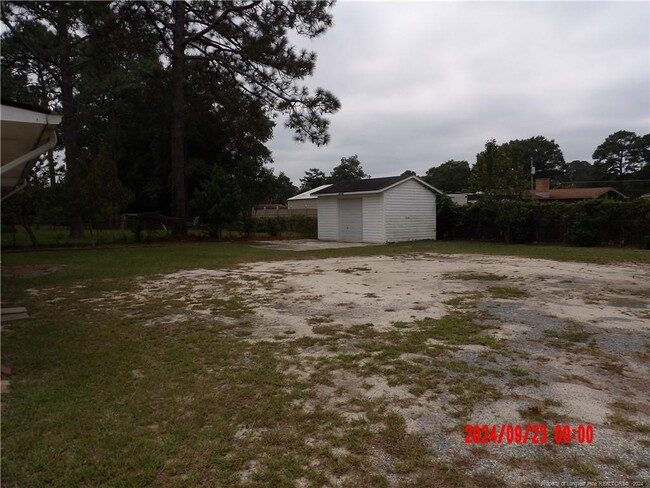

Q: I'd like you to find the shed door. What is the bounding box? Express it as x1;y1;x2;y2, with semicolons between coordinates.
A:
338;198;363;242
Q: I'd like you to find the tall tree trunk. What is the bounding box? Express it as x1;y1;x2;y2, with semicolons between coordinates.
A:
47;149;57;187
170;0;187;236
58;6;83;238
19;212;37;249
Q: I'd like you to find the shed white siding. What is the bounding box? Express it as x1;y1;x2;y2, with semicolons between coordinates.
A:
362;194;385;243
338;198;363;242
317;196;338;240
384;179;436;242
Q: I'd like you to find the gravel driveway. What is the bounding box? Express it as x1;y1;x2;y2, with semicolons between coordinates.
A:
128;252;650;486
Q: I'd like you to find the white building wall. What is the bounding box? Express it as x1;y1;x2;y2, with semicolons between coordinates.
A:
384;179;436;242
317;196;339;240
362;194;385;243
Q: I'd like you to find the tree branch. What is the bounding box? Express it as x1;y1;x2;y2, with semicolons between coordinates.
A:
142;2;174;55
0;14;62;85
183;1;262;45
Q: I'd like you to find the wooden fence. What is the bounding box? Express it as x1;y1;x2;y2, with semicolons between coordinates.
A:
252;208;317;218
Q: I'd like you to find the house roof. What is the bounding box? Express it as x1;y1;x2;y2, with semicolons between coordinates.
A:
527;187;627;200
287;184;332;201
313;175;441;196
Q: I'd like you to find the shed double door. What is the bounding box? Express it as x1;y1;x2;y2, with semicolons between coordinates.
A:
338;198;363;242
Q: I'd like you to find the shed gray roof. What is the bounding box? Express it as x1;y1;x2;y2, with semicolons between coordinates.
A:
312;175;441;196
312;175;409;195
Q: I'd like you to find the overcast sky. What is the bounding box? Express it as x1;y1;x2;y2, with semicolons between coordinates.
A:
268;1;650;186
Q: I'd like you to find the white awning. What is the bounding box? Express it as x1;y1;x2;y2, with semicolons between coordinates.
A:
1;102;62;189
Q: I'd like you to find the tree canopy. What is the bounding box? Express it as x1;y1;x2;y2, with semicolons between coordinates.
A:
329;155;368;183
1;0;339;237
469;140;526;196
423;160;470;193
139;0;340;234
298;155;370;191
500;136;566;182
592;130;647;179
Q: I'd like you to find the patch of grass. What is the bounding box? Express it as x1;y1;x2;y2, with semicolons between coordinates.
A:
346;323;379;338
306;315;334;325
544;322;592;345
391;320;411;329
488;286;530;299
442;291;484;308
509;366;529;377
519;399;563;423
338;266;371;274
311;324;340;336
598;456;636;475
607;414;650;433
567;455;599;477
415;314;503;349
443;272;506;281
448;377;502;418
205;296;255;317
508;366;542;386
610;400;641;413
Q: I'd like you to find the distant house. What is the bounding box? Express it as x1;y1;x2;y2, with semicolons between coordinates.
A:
287;184;332;210
447;192;481;206
313;175;442;243
251;203;288;218
526;178;627;202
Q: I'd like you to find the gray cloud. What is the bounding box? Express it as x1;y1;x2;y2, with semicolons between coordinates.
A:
268;1;650;184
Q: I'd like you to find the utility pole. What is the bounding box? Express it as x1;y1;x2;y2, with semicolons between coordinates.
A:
530;158;535;190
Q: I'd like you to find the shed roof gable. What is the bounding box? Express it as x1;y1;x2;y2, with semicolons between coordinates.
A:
313;175;441;196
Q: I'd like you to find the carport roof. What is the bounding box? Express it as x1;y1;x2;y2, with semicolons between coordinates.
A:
312;175;441;196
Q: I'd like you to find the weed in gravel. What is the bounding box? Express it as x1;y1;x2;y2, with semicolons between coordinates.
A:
338;266;371;274
508;366;542;387
443;272;506;281
448;377;502;418
607;414;650;433
471;473;507;488
443;291;485;309
307;315;334;325
567;455;599;477
519;399;563;423
488;286;530;299
599;456;637;475
610;400;641;413
544;322;592;346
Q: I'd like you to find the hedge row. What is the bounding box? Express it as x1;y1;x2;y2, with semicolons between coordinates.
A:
437;198;650;248
252;215;317;238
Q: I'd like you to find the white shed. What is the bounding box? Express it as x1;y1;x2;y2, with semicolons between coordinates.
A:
313;175;441;243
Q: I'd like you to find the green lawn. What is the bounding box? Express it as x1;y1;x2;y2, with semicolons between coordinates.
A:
1;240;648;486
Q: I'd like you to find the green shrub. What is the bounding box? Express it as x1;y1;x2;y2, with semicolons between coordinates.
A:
266;218;281;237
446;197;648;248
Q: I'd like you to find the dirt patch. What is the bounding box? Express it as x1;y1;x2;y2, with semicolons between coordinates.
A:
92;252;650;485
